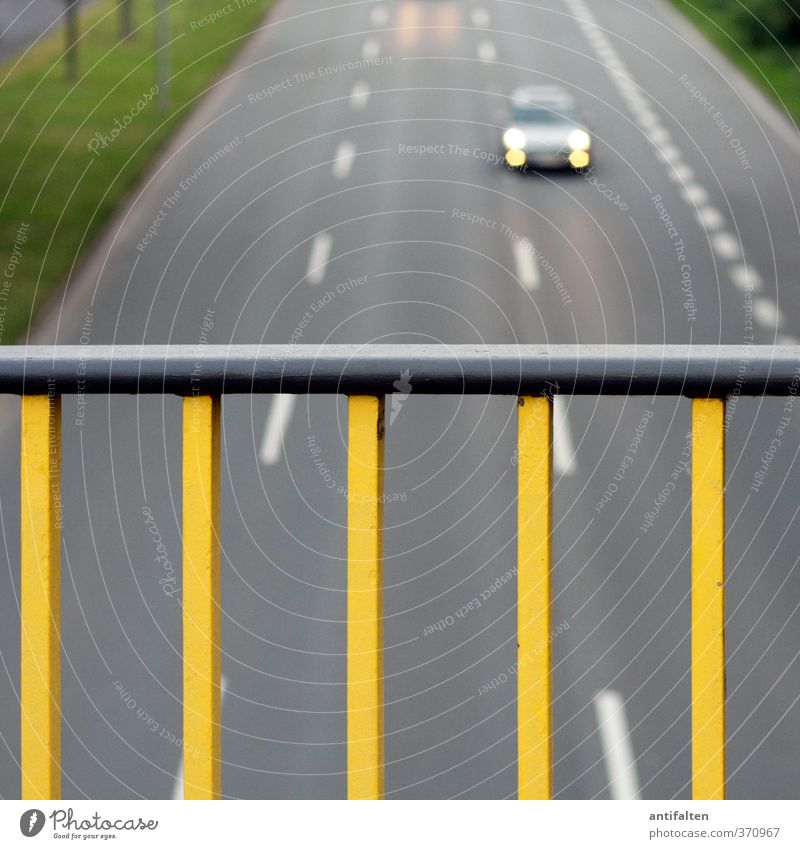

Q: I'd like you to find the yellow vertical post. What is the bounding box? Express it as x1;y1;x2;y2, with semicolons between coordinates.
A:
20;393;62;800
691;397;726;800
182;395;222;799
347;395;385;800
517;395;553;800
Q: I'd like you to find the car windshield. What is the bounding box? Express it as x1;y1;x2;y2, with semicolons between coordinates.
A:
512;106;575;123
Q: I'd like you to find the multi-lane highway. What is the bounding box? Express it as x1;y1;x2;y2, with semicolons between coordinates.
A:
1;0;800;799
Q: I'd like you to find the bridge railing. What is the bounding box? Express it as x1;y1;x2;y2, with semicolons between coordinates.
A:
6;343;799;800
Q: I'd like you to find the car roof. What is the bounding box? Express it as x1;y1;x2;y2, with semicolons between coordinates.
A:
510;85;576;111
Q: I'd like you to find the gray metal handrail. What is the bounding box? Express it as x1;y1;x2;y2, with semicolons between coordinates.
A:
0;344;797;395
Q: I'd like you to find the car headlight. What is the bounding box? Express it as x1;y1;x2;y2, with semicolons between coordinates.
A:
568;150;590;169
567;129;591;151
505;149;526;167
503;128;526;150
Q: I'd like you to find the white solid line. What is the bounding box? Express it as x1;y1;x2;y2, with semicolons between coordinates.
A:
553;395;576;476
259;394;298;465
477;40;497;63
471;7;490;27
370;5;389;26
710;231;742;260
593;689;641;800
729;263;763;292
172;675;229;800
350;81;371;110
332;141;356;179
305;231;333;285
753;297;783;329
513;238;540;290
362;38;381;59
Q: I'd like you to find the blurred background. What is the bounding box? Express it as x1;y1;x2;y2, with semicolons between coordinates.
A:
0;0;799;799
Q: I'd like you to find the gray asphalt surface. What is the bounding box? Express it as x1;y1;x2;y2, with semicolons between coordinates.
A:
0;0;100;62
1;0;800;799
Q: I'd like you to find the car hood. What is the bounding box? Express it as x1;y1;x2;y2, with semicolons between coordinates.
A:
510;122;579;152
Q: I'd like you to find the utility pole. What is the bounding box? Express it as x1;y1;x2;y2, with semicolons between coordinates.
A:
155;0;169;111
64;0;80;81
119;0;133;40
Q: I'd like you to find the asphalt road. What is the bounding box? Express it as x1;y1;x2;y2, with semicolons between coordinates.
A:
1;0;800;799
0;0;100;62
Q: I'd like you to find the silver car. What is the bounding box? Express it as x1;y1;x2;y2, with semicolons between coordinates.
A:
501;85;592;170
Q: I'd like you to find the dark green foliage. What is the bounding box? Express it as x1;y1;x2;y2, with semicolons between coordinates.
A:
699;0;800;47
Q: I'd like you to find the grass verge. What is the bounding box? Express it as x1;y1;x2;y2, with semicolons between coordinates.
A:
669;0;800;122
0;0;271;343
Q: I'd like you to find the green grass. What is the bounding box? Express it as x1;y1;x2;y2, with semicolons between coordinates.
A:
670;0;800;122
0;0;271;343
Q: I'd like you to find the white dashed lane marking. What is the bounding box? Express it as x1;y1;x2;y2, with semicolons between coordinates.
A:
471;7;490;27
566;0;783;334
593;690;641;800
710;231;742;260
656;144;680;164
332;141;356;179
665;162;694;183
370;5;389;26
305;231;333;285
730;264;763;292
753;297;784;329
648;126;670;146
554;395;577;476
695;206;725;231
512;238;540;290
350;81;370;110
680;184;709;205
638;111;660;131
477;40;497;63
259;394;298;466
362;38;381;59
172;676;229;800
